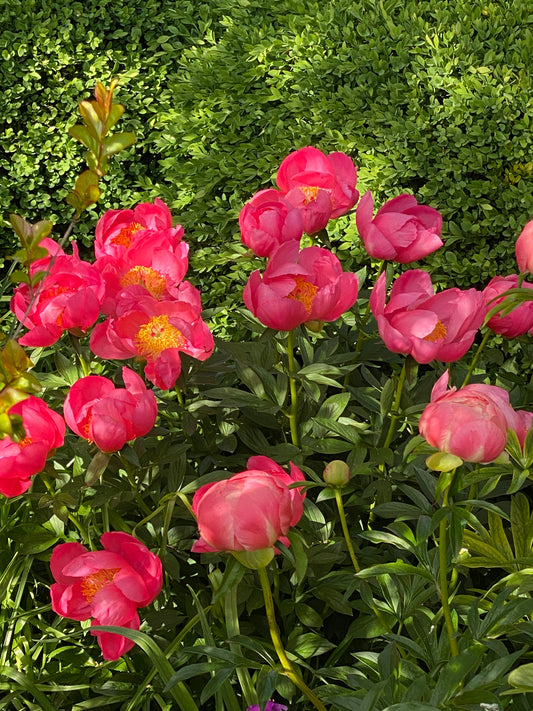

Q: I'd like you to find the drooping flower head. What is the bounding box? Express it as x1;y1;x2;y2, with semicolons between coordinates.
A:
63;367;158;453
50;532;163;660
356;191;443;263
370;270;485;363
0;396;65;497
243;242;358;331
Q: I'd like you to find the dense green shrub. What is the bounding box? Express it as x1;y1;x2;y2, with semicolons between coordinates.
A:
1;0;532;314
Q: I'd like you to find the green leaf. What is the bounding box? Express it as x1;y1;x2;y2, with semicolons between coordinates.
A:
429;647;484;705
91;626;199;711
102;131;136;156
508;662;533;691
357;560;433;581
0;667;57;711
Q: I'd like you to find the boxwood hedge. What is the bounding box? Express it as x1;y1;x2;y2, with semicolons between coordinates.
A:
1;0;532;316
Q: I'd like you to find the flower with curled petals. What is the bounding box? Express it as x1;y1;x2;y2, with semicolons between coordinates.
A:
50;532;163;661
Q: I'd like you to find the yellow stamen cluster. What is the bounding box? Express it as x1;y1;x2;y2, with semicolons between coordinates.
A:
424;320;447;342
81;568;120;603
300;186;320;205
110;222;144;248
134;315;185;361
287;276;318;314
121;266;167;299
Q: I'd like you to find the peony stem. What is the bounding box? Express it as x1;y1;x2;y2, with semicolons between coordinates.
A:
353;260;385;356
224;584;258;707
334;489;360;573
287;329;300;448
461;329;491;388
257;566;327;711
439;479;460;657
382;359;407;450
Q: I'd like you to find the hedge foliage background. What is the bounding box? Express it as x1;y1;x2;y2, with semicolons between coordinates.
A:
1;0;532;320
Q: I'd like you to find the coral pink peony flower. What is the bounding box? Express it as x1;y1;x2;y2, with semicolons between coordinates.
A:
90;291;214;390
483;274;533;338
370;270;485;363
94;198;184;260
243;242;358;331
239;189;304;257
50;532;163;661
277;146;359;233
95;232;190;316
11;240;105;347
515;221;533;274
191;456;306;555
0;396;65;497
419;371;512;463
63;367;158;453
356;191;443;263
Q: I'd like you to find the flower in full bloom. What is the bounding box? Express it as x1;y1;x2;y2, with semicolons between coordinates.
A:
11;239;105;347
239;189;304;257
370;270;485;363
95;231;190;316
94;198;184;260
191;456;306;561
419;371;513;463
243;242;358;331
90;290;214;390
50;532;163;660
356;191;443;263
483;274;533;338
0;396;65;497
515;220;533;274
63;367;158;453
277;147;359;234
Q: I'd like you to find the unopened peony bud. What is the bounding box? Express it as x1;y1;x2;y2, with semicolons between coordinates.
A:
323;460;351;487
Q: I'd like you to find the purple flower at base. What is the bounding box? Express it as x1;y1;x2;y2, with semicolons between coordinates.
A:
246;702;288;711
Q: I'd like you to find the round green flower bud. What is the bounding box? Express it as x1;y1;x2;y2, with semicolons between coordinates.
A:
323;460;351;488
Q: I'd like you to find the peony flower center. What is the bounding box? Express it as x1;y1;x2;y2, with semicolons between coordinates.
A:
18;436;32;449
110;222;144;248
120;266;167;299
287;275;318;314
424;320;447;342
134;314;185;360
300;186;320;205
40;284;71;301
81;568;120;603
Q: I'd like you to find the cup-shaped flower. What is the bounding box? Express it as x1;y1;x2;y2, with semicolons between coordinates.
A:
483;274;533;338
90;290;214;390
63;367;158;453
356;191;443;263
95;232;190;316
50;532;163;661
243;242;358;331
0;396;65;497
191;456;306;560
95;198;184;260
239;189;304;257
515;221;533;275
277;146;359;220
419;371;513;463
370;270;485;363
11;240;105;347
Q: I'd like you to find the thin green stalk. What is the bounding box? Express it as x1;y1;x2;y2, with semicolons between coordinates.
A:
352;260;385;357
461;329;491;388
257;566;327;711
224;584;257;707
439;482;460;657
287;329;300;448
334;489;360;573
383;359;408;450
